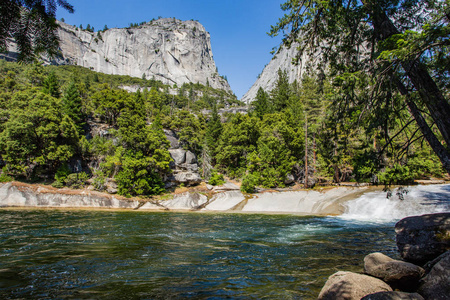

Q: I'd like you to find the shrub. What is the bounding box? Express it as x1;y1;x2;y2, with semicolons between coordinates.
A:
208;170;225;186
377;164;414;186
0;169;14;182
65;172;89;189
241;173;258;193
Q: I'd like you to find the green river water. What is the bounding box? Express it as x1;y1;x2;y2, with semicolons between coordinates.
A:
0;210;398;299
1;184;449;299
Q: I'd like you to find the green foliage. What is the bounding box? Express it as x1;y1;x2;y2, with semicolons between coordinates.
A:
0;90;79;177
54;164;71;184
0;167;14;183
42;71;61;98
116;152;165;197
62;81;85;132
252;87;271;119
0;0;74;62
64;172;89;189
216;113;259;178
208;170;225;186
241;173;258;193
205;105;222;158
377;164;414;186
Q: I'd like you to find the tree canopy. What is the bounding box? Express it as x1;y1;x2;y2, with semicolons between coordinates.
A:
270;0;450;174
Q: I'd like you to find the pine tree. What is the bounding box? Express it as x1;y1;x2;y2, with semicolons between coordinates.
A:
205;104;223;160
62;81;84;131
270;69;291;111
42;71;61;98
252;87;271;119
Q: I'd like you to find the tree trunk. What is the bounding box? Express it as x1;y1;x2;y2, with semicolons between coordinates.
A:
396;80;450;174
365;1;450;149
313;133;317;176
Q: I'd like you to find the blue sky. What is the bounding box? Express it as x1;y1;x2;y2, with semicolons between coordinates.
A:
56;0;285;99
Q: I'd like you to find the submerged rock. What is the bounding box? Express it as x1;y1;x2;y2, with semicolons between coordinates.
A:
395;213;450;264
364;252;424;291
318;271;392;300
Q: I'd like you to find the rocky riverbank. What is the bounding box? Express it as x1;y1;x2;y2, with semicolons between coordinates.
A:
318;213;450;299
0;181;370;214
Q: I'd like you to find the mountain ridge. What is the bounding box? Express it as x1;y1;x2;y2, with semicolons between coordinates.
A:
1;18;232;93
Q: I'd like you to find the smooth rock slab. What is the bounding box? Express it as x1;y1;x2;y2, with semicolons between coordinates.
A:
318;271;392;300
418;250;450;300
160;192;208;210
364;252;424;291
395;213;450;264
361;291;424;300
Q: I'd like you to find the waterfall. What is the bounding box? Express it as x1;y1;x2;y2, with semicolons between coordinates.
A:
340;184;450;223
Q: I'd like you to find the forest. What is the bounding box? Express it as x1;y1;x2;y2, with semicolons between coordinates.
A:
0;59;444;197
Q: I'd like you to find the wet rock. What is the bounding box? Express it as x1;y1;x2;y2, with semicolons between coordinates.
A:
418;250;450;299
395;213;450;264
364;252;424;291
318;271;392;300
361;291;424;300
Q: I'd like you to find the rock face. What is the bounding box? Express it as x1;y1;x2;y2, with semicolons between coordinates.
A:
241;43;314;103
318;271;392;300
418;250;450;299
166;131;202;186
395;213;450;264
2;19;231;92
0;182;139;209
364;252;425;291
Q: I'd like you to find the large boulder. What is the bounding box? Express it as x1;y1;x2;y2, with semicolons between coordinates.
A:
361;291;424;300
185;151;197;164
418;250;450;299
174;172;202;186
164;129;180;149
364;252;425;291
318;271;392;300
168;149;186;165
395;213;450;264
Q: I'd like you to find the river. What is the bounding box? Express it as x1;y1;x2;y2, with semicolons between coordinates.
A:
0;184;449;299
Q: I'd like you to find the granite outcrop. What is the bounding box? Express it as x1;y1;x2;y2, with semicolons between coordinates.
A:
2;18;231;92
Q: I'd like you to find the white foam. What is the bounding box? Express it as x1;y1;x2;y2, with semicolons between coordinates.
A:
340;184;450;223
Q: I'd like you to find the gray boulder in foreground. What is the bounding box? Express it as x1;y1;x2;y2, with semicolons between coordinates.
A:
361;291;424;300
395;213;450;264
418;250;450;300
364;252;424;291
318;271;392;300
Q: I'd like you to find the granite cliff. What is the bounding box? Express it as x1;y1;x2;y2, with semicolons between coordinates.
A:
241;43;315;104
2;18;231;92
